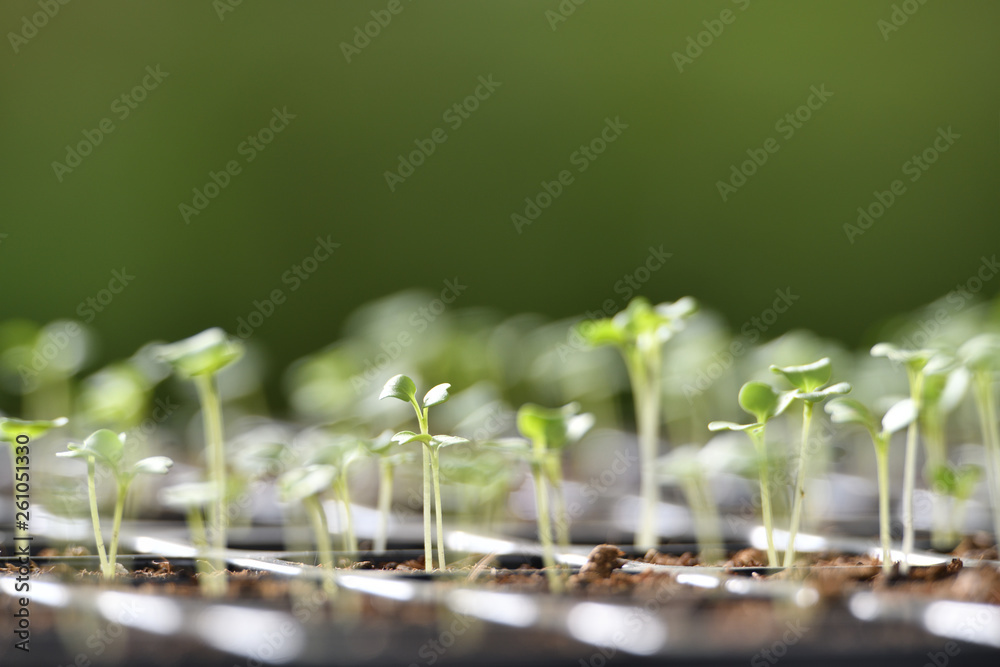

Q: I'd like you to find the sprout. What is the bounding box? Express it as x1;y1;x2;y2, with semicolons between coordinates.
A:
279;463;338;582
709;380;795;566
656;443;725;564
826;397;916;574
303;431;369;554
154;328;243;593
871;342;936;573
770;357;851;567
365;430;414;552
960;333;1000;547
578;296;697;548
0;416;68;543
379;375;468;571
58;429;173;579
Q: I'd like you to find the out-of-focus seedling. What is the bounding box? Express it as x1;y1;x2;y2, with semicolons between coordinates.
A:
656;443;728;564
1;416;68;543
871;343;935;573
579;296;697;547
960;333;1000;544
305;433;368;553
279;463;339;592
155;328;243;583
365;430;414;553
160;481;220;593
709;381;795;566
58;429;173;579
826;397;917;574
930;463;982;546
380;375;468;570
770;358;851;566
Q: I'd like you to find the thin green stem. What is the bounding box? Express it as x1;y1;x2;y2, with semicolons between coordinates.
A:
336;475;358;554
750;427;778;567
784;402;814;567
548;458;571;550
430;447;446;570
972;372;1000;547
375;459;394;552
900;369;924;575
682;476;723;564
104;482;128;579
85;458;109;572
627;342;662;548
304;494;337;597
874;437;892;575
194;374;227;579
532;461;562;593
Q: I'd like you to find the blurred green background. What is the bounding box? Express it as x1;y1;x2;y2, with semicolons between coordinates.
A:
2;0;998;394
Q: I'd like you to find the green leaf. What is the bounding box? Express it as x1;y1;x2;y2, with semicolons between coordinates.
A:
429;434;469;449
825;398;877;435
516;402;593;450
881;398;917;435
422;383;452;408
770;358;832;392
795;381;852;404
960;334;1000;372
737;382;792;424
0;416;68;442
366;430;396;456
278;464;336;502
65;429;126;468
155;328;244;378
576;318;625;348
871;342;933;372
132;456;174;476
379;374;416;403
159;482;220;511
707;420;760;432
391;430;429;446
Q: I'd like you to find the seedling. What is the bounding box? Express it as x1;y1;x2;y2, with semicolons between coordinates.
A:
365;430;412;553
155;328;243;582
304;432;368;553
579;296;697;547
0;416;68;543
826;397;917;574
656;443;726;564
279;463;339;591
380;374;468;571
930;463;982;546
709;381;795;566
871;343;935;573
441;449;511;533
770;358;851;566
960;333;1000;545
57;429;173;579
160;481;220;592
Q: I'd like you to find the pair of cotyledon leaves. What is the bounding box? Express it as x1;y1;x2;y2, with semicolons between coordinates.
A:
709;358;851;433
0;416;68;442
154;327;244;378
379;374;469;450
58;429;173;480
577;296;698;349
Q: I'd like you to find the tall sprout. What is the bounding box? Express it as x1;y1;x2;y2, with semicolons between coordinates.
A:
961;334;1000;546
579;296;697;548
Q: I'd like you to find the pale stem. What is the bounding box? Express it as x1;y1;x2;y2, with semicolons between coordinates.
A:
375;459;394;552
783;401;814;568
430;447;446;570
900;369;924;575
194;374;227;578
86;458;109;573
750;427;778;567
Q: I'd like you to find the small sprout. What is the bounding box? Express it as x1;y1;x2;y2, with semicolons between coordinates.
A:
0;416;68;542
380;374;468;570
871;343;936;573
58;429;173;579
579;296;697;547
960;333;1000;547
278;464;338;593
154;328;244;593
656;443;724;564
770;358;851;567
708;381;791;566
365;430;416;552
159;481;220;586
305;433;369;553
505;402;593;592
827;397;915;574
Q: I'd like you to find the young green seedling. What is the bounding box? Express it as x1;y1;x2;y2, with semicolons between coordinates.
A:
441;449;511;533
155;328;243;583
0;416;68;543
770;358;851;566
57;429;173;579
871;343;935;573
365;431;412;553
656;443;725;564
960;333;1000;545
160;481;220;593
379;375;468;571
306;433;368;553
826;397;917;574
709;381;795;566
512;403;593;591
279;463;339;591
920;360;969;548
579;296;697;547
930;463;982;546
